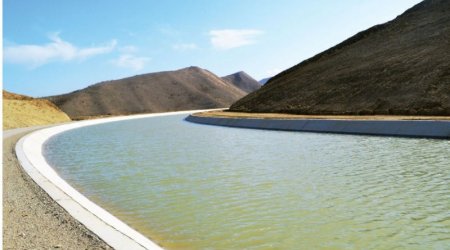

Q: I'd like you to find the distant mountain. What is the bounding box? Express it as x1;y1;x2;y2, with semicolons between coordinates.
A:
221;71;261;93
3;90;70;129
230;0;450;116
259;77;271;85
46;67;247;119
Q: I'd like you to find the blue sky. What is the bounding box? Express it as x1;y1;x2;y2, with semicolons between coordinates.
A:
4;0;422;97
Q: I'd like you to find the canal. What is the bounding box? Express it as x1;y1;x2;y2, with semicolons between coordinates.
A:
44;113;450;249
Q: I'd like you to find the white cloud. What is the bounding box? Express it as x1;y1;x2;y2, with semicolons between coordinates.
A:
111;54;150;71
209;29;263;50
4;33;117;67
172;43;198;51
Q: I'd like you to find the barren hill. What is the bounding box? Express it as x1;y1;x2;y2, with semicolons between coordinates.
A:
230;0;450;116
259;77;271;85
46;67;247;119
3;90;71;129
221;71;261;93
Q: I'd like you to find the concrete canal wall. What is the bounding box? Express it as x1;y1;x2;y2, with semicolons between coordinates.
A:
185;115;450;139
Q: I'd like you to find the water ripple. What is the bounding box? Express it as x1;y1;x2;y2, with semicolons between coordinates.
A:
44;115;450;249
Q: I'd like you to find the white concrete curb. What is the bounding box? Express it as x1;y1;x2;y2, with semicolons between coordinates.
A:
185;115;450;139
15;109;221;250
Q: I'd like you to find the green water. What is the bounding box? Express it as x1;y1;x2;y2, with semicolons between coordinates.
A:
44;114;450;249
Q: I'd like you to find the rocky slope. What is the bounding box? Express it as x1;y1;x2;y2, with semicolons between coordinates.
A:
46;67;247;119
3;90;71;129
221;71;261;93
230;0;450;116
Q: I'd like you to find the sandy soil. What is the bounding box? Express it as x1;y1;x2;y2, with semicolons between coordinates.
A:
194;110;450;121
3;128;111;249
3;98;71;130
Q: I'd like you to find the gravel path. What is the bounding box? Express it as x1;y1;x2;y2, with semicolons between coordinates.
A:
3;127;111;249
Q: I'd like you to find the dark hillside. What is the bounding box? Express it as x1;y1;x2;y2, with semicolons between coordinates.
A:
230;0;450;116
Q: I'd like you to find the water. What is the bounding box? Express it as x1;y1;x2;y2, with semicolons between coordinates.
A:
44;114;450;249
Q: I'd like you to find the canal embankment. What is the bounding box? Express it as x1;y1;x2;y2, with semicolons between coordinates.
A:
6;109;219;249
186;111;450;139
3;126;111;249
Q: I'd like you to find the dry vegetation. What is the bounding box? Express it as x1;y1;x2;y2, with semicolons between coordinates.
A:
3;91;71;130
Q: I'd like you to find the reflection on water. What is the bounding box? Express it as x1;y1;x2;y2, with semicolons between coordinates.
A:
45;114;450;249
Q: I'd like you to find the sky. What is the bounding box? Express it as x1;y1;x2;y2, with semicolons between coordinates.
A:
4;0;422;97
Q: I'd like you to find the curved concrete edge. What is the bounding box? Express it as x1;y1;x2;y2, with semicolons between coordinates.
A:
185;115;450;139
15;109;221;250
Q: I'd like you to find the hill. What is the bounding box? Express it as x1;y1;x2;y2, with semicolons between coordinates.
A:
46;67;247;119
230;0;450;116
221;71;261;93
3;90;71;129
259;77;271;85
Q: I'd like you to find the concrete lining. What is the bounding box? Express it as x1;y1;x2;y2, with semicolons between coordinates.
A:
185;115;450;139
15;109;221;250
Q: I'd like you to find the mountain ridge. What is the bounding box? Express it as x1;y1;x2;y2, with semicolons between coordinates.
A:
221;71;261;93
230;0;450;116
259;77;271;85
46;66;247;119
